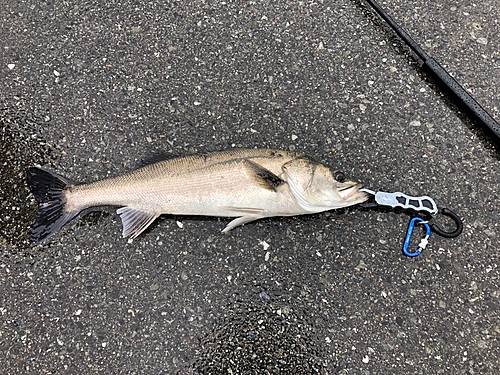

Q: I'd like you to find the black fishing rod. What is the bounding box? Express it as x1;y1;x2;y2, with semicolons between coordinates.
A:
362;0;500;145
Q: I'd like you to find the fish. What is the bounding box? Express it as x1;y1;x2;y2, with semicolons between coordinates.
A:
27;149;368;243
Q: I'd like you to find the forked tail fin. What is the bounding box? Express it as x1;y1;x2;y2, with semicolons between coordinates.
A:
27;167;80;244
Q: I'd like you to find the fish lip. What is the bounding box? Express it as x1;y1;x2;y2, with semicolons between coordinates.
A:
338;183;367;201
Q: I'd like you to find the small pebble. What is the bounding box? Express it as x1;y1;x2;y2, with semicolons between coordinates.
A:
259;240;270;250
483;229;496;237
355;260;367;271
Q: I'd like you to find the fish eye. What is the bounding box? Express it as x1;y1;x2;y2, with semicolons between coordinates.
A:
334;171;346;183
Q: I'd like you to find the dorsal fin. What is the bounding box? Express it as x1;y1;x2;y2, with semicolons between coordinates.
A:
244;159;285;192
136;151;176;169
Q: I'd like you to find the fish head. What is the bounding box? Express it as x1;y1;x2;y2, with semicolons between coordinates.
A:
282;157;368;212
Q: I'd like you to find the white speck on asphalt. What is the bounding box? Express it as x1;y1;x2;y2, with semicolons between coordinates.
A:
259;240;269;250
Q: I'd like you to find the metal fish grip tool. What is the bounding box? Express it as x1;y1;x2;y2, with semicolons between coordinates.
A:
359;189;463;257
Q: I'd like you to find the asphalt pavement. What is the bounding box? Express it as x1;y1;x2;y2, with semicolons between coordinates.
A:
1;0;499;374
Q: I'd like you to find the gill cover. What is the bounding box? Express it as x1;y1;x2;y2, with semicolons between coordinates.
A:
282;157;365;212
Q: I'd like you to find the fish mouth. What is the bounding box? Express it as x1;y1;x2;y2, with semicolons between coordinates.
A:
338;183;368;202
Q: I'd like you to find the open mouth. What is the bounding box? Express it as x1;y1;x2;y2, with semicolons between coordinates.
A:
338;183;368;201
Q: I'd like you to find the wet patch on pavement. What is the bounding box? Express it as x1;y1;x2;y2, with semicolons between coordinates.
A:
193;286;327;374
0;98;57;252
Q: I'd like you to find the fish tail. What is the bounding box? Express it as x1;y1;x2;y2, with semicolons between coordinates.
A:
27;167;80;244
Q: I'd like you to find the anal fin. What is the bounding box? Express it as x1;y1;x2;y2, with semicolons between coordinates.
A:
117;207;160;239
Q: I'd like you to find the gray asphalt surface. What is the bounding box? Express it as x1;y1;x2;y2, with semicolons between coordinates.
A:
1;0;499;374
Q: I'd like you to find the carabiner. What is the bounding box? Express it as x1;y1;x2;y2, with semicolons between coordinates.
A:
403;217;431;257
429;208;463;238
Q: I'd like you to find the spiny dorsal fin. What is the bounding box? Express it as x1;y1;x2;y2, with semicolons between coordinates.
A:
244;159;285;192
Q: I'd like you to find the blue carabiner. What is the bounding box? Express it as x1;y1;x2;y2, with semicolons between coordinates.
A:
403;217;431;257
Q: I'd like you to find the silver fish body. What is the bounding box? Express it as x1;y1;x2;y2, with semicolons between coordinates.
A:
27;149;368;243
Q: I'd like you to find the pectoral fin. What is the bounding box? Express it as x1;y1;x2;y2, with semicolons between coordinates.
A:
117;207;160;239
244;159;285;192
